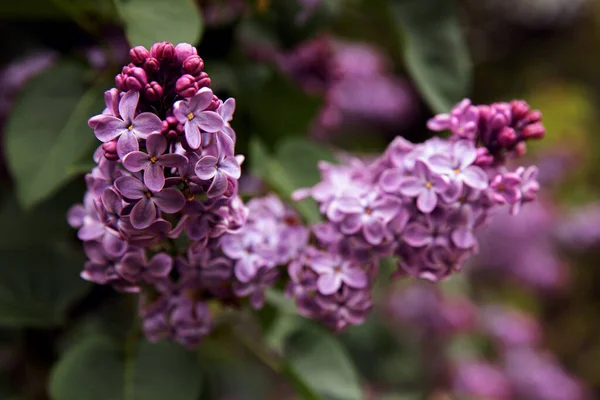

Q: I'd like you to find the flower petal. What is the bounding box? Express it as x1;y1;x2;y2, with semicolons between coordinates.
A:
130;197;157;229
340;214;363;235
317;273;342;295
428;154;453;175
197;111;224;133
117;129;140;159
234;257;258;283
184;121;201;150
452;227;476;249
454;140;477;169
194;155;218;180
133;113;162;139
207;171;228;197
417;189;437;213
219;157;241;179
363;219;385;245
398;177;424;197
118;91;139;123
144;163;165;192
462;166;489;190
403;223;432;247
67;205;86;228
145;133;167;156
379;168;404;193
153;188;185;214
122;151;149;172
189;87;214;112
78;222;105;241
157;153;188;169
92;115;127;142
147;253;173;280
114;176;146;199
341;265;368;289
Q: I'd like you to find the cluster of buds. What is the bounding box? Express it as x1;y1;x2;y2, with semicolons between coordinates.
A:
68;42;249;348
289;98;544;330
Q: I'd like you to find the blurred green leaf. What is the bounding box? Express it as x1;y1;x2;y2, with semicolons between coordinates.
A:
115;0;203;48
0;0;116;21
4;62;106;210
249;137;332;223
0;246;89;327
267;315;364;400
387;0;471;113
50;336;202;400
50;336;124;400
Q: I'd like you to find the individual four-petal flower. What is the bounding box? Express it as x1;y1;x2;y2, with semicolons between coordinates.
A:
173;87;224;149
194;152;241;197
122;133;188;191
88;91;162;158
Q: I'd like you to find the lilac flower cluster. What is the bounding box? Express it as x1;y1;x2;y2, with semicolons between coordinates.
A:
286;98;545;331
275;36;416;137
385;283;588;400
68;41;251;348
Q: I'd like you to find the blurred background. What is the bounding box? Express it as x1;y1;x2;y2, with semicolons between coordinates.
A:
1;0;600;399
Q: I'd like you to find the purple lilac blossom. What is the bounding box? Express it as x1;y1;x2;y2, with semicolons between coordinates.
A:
68;42;249;347
294;99;544;283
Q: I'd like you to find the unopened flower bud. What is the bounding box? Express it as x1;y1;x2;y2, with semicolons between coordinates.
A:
207;95;220;111
175;43;198;64
498;127;518;147
196;72;211;89
144;81;163;102
175;74;199;97
150;42;176;63
510;99;530;122
521;123;546;139
102;140;118;160
144;57;160;73
183;55;204;75
130;46;150;65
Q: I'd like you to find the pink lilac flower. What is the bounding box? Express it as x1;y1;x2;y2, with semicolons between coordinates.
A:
194;151;241;197
173;87;224;149
117;251;173;284
114;175;185;229
89;91;162;158
122;133;188;191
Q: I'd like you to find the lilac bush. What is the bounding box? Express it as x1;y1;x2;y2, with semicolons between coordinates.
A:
68;41;548;346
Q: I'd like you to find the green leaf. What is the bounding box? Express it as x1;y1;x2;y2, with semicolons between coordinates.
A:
270;316;364;400
115;0;203;48
50;336;202;400
50;336;124;400
388;0;471;113
0;245;89;327
4;62;107;209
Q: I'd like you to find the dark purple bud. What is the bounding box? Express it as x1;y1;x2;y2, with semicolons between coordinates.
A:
498;127;518;147
521;123;546;139
196;72;211;89
167;130;180;141
102;140;118;160
514;142;527;158
150;42;176;62
175;74;198;97
206;95;220;111
144;57;160;73
126;67;148;91
175;43;198;63
510;100;530;122
130;46;150;65
183;55;204;75
144;81;163;102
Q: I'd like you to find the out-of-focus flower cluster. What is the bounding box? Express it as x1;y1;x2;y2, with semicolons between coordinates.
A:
68;41;253;348
274;36;416;137
386;283;588;400
290;98;545;331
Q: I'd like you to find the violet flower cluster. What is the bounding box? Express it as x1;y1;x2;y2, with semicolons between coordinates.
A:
68;41;252;348
386;284;587;400
289;98;545;330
